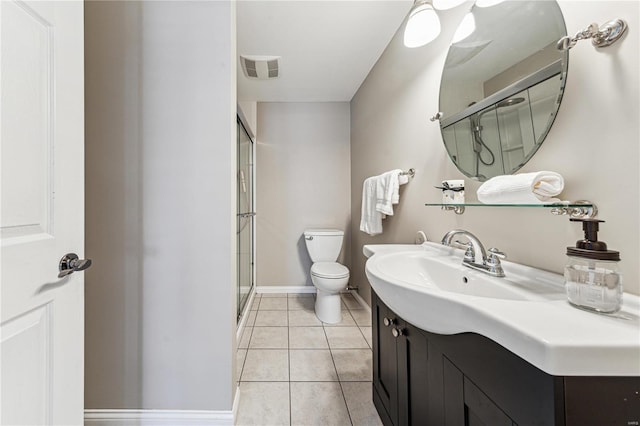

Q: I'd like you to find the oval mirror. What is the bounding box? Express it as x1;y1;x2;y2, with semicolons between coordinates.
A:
438;0;568;181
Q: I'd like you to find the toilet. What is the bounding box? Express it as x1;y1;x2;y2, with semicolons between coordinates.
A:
304;229;350;324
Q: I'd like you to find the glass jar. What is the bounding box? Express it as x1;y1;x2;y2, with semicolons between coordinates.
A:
565;256;622;313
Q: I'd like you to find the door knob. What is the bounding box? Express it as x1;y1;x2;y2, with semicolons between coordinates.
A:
58;253;92;278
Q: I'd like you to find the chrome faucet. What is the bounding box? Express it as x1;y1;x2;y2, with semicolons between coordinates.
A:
441;229;506;277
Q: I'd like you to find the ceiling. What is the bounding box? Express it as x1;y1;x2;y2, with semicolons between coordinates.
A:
237;1;413;102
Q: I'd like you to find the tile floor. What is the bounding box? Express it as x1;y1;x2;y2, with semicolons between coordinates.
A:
236;292;383;426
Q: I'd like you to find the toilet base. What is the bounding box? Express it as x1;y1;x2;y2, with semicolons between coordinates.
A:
315;290;342;324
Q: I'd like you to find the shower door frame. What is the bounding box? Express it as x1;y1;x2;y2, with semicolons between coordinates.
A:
236;115;256;321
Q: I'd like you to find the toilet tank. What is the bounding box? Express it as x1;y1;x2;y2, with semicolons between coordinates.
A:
304;229;344;262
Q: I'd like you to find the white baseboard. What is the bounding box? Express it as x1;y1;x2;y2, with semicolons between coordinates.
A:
349;289;371;313
84;409;233;426
256;285;316;294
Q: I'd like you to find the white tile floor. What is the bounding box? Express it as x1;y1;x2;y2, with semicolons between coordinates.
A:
236;292;383;426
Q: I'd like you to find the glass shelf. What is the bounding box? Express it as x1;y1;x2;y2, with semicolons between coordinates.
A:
425;201;597;218
425;202;594;208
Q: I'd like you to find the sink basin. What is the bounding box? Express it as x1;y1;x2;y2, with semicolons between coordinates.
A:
372;249;563;301
364;242;640;376
365;242;567;337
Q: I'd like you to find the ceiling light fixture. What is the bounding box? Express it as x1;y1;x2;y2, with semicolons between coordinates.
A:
432;0;467;11
403;0;441;48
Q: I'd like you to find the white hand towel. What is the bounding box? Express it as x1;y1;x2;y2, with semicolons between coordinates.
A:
477;171;565;204
360;176;383;236
376;170;402;216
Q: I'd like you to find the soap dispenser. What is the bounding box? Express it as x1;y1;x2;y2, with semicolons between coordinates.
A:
565;218;622;313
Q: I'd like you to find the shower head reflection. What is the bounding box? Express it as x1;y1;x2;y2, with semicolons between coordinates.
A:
496;97;525;108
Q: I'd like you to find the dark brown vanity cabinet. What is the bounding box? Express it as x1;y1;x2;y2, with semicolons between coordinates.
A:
371;291;640;426
372;292;429;426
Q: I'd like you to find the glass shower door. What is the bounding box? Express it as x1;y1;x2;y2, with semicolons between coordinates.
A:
237;118;254;320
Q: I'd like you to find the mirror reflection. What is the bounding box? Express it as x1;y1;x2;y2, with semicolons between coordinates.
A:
439;0;568;180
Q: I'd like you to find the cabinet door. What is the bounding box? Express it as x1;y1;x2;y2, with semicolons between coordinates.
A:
372;292;399;425
397;321;430;426
443;357;515;426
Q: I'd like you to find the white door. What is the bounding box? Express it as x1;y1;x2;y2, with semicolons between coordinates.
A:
1;1;85;424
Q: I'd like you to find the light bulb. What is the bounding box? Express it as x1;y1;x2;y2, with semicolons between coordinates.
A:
432;0;467;10
403;3;441;48
451;12;476;43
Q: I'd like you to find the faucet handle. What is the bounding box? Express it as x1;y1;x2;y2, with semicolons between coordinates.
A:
486;248;506;277
463;245;475;262
488;247;506;259
487;248;506;266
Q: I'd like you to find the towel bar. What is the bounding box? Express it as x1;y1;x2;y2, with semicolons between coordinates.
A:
400;168;415;178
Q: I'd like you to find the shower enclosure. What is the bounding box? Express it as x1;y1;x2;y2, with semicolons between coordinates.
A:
237;118;255;320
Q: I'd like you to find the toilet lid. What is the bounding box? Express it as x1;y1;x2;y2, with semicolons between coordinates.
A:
311;262;349;279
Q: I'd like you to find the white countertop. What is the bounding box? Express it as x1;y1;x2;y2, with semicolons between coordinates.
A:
364;243;640;377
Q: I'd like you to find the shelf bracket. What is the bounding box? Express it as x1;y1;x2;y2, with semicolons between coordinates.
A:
550;200;598;219
441;205;465;215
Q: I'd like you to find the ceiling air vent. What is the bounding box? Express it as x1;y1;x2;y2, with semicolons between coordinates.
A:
240;55;280;80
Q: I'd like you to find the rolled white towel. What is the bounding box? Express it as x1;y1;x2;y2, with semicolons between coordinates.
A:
477;171;565;204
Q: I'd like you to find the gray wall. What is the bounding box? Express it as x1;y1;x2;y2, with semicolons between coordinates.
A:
85;1;236;410
256;103;351;288
350;0;640;305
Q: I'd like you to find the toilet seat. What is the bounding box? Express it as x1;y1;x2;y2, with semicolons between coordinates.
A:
311;262;349;279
